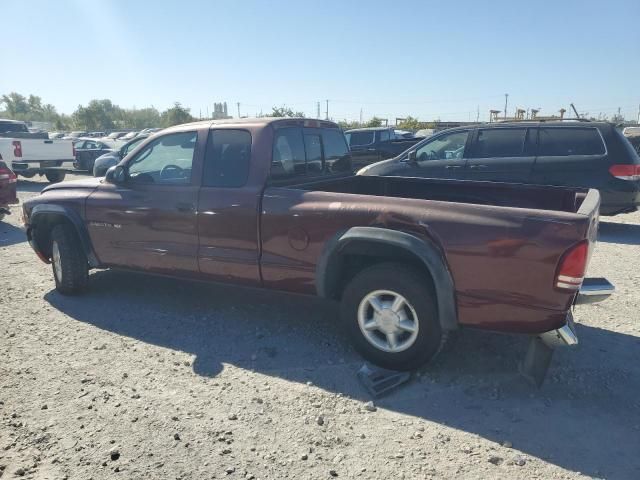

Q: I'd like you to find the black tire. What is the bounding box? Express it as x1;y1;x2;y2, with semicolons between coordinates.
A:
340;262;442;371
51;224;88;295
45;171;66;183
19;171;35;178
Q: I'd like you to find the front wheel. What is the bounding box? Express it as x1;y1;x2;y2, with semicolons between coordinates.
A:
45;171;66;183
340;262;442;371
51;224;88;294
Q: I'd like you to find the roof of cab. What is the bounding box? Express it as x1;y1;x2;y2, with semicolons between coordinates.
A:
164;117;340;132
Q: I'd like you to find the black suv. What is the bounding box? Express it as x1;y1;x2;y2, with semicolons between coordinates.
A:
360;121;640;215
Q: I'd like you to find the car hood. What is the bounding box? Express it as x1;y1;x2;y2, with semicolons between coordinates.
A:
42;177;103;193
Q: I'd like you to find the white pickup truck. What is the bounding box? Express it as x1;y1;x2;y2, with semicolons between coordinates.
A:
0;119;74;183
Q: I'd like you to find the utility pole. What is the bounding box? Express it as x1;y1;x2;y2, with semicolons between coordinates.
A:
637;104;640;124
325;100;329;120
316;102;320;119
237;102;241;118
476;105;480;123
504;93;509;120
570;103;580;119
360;108;363;125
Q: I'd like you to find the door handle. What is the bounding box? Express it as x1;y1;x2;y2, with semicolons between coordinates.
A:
176;202;195;213
444;165;462;169
469;164;488;169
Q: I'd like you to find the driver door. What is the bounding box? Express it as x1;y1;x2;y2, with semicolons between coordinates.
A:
403;129;471;179
85;129;204;275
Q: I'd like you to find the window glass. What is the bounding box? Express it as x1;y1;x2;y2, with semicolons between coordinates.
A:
271;127;306;178
203;130;251;187
538;128;605;156
346;131;375;146
415;130;469;164
379;130;390;142
122;137;145;156
304;134;323;173
321;129;352;173
73;140;85;149
127;131;197;185
0;122;28;133
473;128;527;158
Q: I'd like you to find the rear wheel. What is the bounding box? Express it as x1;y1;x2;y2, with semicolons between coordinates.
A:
45;171;66;183
51;224;88;295
340;262;442;371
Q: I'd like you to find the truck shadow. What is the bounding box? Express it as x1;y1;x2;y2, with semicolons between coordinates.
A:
598;221;640;245
16;179;48;193
0;220;26;246
44;270;640;480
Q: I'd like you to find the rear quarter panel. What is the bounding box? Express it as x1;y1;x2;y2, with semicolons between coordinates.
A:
261;189;591;333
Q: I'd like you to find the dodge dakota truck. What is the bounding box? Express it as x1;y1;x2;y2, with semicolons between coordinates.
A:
0;119;74;183
22;118;614;383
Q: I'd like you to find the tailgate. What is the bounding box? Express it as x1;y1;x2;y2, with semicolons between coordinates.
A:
18;139;74;161
577;188;601;250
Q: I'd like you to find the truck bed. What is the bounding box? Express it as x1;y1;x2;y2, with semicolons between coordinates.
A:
295;174;590;214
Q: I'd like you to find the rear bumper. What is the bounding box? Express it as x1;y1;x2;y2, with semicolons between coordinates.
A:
575;277;615;305
600;188;640;215
539;277;614;348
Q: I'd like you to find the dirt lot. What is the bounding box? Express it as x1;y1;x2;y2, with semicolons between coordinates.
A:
1;175;639;480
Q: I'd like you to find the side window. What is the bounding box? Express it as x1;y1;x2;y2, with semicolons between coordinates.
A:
203;129;252;187
321;129;352;173
74;140;85;149
271;127;306;178
127;131;197;185
122;137;144;156
415;130;469;164
538;128;605;156
379;130;390;142
472;128;527;158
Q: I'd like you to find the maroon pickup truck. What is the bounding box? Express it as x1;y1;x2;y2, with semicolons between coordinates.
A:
22;118;613;383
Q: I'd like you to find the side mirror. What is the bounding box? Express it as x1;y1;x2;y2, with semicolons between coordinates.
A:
105;165;126;184
407;150;417;163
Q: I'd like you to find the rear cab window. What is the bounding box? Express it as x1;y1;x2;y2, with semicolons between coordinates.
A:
538;127;605;156
345;131;375;147
271;126;351;181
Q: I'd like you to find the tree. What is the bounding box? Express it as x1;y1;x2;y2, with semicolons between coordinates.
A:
72;99;123;130
364;116;384;127
160;102;194;127
269;106;304;118
396;115;421;131
337;120;361;130
123;107;161;129
1;92;31;119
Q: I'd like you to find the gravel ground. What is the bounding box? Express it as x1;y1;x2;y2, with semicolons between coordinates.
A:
1;175;639;480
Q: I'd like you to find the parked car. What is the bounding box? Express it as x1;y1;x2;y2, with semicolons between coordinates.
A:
139;127;162;135
93;133;149;176
22;118;613;383
62;131;87;140
0;160;18;221
360;120;640;216
73;138;115;171
119;131;139;141
0;119;74;183
344;127;424;169
48;132;66;139
104;132;127;141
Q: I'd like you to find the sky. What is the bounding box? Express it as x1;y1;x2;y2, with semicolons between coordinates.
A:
1;0;639;123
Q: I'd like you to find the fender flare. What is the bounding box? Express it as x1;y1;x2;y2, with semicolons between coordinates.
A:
316;226;458;331
28;204;99;267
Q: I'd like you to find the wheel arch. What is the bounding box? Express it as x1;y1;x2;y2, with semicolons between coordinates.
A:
316;226;458;331
28;204;99;267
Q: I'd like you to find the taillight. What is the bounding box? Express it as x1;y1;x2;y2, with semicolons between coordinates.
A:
0;166;17;183
12;140;22;158
555;241;589;290
609;164;640;181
